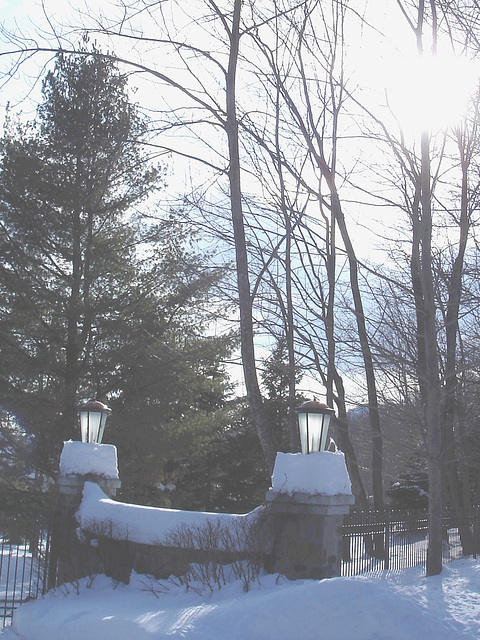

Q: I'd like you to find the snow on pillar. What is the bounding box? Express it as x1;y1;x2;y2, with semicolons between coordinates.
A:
265;451;355;580
58;440;121;512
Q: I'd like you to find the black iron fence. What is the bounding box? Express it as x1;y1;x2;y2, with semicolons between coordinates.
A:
0;513;54;628
341;506;480;576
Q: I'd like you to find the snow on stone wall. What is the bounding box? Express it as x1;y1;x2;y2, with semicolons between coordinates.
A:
69;447;351;551
76;482;261;548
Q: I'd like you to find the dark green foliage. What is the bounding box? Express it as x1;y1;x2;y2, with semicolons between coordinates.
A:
168;338;307;514
0;50;234;493
0;50;160;469
111;329;237;507
172;400;270;513
0;410;57;515
261;335;302;451
0;479;57;516
169;337;307;514
387;471;429;510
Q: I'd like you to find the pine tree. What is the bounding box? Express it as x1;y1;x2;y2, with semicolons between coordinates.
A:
0;51;233;480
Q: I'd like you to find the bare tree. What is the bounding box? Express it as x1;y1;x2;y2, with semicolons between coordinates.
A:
356;0;480;575
241;0;383;510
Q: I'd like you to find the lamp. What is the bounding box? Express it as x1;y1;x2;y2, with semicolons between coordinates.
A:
78;399;111;444
294;400;335;454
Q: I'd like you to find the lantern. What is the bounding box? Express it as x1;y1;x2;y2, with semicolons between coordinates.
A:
294;400;335;454
78;399;111;444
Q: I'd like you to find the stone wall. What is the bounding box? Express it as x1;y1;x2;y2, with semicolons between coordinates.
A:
52;445;354;586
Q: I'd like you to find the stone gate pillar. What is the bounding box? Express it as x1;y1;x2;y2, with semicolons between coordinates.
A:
266;451;354;580
50;441;121;586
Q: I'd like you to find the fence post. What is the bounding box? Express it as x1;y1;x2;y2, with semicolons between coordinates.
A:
384;510;390;570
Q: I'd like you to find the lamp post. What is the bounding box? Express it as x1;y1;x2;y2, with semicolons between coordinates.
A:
294;400;335;454
78;399;112;444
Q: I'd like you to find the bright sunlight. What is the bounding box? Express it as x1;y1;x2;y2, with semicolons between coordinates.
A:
387;51;479;134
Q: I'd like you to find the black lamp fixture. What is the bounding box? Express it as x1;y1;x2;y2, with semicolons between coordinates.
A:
78;399;112;444
294;400;335;454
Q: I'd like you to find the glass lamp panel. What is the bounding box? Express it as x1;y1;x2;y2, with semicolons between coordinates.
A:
80;410;102;443
80;411;88;443
320;413;331;452
98;412;109;444
297;412;309;454
308;413;323;453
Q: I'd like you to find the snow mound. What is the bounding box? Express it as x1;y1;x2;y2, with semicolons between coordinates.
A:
8;560;480;640
60;441;119;479
270;451;352;496
76;482;260;547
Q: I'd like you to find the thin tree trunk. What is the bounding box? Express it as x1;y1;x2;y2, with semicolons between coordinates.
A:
285;211;300;451
274;74;300;452
225;0;278;473
63;158;83;441
419;129;443;576
329;188;384;513
332;371;369;510
441;128;473;554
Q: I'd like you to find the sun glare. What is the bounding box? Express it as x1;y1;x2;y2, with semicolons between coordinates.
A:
386;52;479;134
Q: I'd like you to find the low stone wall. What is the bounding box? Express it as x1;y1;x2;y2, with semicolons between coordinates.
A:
53;447;355;585
80;534;262;584
54;478;271;585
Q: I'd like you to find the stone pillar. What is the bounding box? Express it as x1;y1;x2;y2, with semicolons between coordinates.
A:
50;441;121;586
58;441;121;518
265;451;354;580
59;474;121;513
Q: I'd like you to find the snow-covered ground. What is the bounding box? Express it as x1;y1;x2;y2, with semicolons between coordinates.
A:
1;559;479;639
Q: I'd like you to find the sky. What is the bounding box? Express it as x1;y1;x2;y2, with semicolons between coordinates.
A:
1;558;480;639
3;0;478;216
3;0;477;260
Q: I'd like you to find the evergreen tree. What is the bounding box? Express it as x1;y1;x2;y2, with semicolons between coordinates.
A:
171;337;306;513
172;399;269;513
261;335;303;451
0;51;233;482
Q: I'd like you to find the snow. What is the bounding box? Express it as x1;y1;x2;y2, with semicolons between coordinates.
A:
270;451;352;496
59;441;119;479
76;482;260;547
2;559;480;639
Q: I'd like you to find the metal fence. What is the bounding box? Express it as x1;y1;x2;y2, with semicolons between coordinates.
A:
0;513;53;628
341;506;479;577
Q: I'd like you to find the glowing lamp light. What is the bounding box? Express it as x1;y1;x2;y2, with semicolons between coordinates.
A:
294;400;335;454
78;399;112;444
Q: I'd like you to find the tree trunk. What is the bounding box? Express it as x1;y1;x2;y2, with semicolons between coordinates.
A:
419;129;443;577
329;188;384;513
63;158;83;441
225;0;278;473
332;370;369;510
441;129;473;554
